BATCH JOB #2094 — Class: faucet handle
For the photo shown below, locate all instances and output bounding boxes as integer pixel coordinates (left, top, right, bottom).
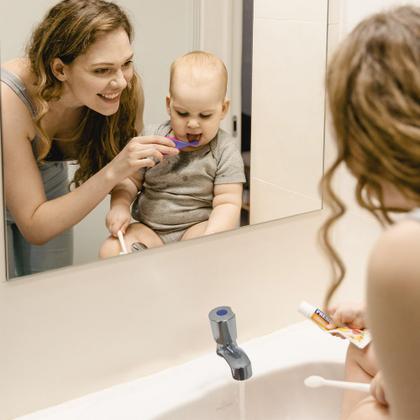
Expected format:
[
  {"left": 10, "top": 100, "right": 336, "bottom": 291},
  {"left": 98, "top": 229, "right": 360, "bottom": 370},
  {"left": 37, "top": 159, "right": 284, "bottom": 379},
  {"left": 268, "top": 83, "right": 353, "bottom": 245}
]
[{"left": 208, "top": 306, "right": 237, "bottom": 345}]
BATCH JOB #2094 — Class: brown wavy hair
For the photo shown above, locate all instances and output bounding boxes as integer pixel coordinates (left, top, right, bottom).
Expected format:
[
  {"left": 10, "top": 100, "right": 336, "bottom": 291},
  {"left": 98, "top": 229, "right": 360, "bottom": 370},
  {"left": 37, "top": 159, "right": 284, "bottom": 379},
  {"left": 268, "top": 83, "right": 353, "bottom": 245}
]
[
  {"left": 26, "top": 0, "right": 144, "bottom": 186},
  {"left": 320, "top": 5, "right": 420, "bottom": 307}
]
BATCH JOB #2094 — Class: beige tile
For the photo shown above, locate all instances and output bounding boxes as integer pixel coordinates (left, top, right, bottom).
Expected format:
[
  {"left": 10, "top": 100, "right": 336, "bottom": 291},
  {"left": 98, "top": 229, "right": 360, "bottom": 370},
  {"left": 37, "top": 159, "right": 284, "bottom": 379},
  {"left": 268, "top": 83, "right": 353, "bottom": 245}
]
[
  {"left": 327, "top": 23, "right": 341, "bottom": 60},
  {"left": 251, "top": 18, "right": 327, "bottom": 199},
  {"left": 328, "top": 0, "right": 342, "bottom": 25},
  {"left": 255, "top": 0, "right": 328, "bottom": 22},
  {"left": 250, "top": 178, "right": 322, "bottom": 224}
]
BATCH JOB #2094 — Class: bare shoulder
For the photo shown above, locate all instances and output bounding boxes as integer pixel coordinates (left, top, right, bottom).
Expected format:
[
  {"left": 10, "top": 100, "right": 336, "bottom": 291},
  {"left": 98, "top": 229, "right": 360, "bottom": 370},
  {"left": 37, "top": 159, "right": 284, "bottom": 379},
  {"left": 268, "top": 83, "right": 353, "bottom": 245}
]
[
  {"left": 368, "top": 219, "right": 420, "bottom": 288},
  {"left": 1, "top": 61, "right": 36, "bottom": 141},
  {"left": 2, "top": 57, "right": 34, "bottom": 87}
]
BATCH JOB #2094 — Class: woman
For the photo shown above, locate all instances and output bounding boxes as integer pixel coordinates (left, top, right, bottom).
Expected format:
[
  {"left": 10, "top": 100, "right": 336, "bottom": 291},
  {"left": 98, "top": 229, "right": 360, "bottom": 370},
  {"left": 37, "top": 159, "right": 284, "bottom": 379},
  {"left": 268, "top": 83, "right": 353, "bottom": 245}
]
[
  {"left": 321, "top": 5, "right": 420, "bottom": 419},
  {"left": 1, "top": 0, "right": 178, "bottom": 277}
]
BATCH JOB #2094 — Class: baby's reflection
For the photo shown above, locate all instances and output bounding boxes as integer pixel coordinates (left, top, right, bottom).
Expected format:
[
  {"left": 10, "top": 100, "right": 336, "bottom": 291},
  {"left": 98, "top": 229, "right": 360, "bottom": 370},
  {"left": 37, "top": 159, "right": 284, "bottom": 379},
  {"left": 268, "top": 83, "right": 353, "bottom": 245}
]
[{"left": 100, "top": 51, "right": 245, "bottom": 257}]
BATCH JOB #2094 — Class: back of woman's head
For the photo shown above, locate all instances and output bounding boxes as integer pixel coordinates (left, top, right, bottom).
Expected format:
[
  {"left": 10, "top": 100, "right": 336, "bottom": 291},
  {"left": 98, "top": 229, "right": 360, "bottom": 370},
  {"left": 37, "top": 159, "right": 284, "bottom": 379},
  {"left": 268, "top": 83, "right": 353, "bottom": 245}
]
[
  {"left": 27, "top": 0, "right": 133, "bottom": 100},
  {"left": 327, "top": 5, "right": 420, "bottom": 209},
  {"left": 322, "top": 6, "right": 420, "bottom": 306}
]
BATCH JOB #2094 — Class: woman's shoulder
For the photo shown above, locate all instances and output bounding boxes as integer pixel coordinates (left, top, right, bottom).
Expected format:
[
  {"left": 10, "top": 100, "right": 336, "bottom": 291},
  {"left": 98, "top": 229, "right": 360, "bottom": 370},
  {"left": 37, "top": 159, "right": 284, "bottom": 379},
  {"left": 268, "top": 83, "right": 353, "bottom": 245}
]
[
  {"left": 1, "top": 58, "right": 35, "bottom": 107},
  {"left": 1, "top": 59, "right": 37, "bottom": 141},
  {"left": 2, "top": 58, "right": 32, "bottom": 83},
  {"left": 376, "top": 218, "right": 420, "bottom": 247},
  {"left": 368, "top": 218, "right": 420, "bottom": 287}
]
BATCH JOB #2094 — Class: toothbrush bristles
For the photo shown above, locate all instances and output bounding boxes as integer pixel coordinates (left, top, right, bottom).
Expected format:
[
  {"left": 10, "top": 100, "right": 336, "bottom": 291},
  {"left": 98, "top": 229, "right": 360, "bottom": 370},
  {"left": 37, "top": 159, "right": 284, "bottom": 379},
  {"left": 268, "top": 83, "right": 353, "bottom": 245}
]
[{"left": 304, "top": 375, "right": 324, "bottom": 388}]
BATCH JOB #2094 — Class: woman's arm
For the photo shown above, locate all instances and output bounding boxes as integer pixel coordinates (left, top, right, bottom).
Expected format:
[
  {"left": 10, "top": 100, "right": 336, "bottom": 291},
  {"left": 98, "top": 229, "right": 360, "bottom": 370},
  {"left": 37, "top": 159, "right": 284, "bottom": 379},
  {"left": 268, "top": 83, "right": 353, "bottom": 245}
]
[
  {"left": 205, "top": 183, "right": 243, "bottom": 235},
  {"left": 367, "top": 220, "right": 420, "bottom": 419},
  {"left": 2, "top": 83, "right": 177, "bottom": 245}
]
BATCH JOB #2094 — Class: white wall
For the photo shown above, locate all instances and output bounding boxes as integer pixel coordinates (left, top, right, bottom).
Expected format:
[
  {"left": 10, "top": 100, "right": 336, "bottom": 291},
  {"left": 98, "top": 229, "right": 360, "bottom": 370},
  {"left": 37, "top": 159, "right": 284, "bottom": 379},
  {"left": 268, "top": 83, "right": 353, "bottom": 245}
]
[
  {"left": 0, "top": 212, "right": 338, "bottom": 419},
  {"left": 2, "top": 0, "right": 418, "bottom": 418}
]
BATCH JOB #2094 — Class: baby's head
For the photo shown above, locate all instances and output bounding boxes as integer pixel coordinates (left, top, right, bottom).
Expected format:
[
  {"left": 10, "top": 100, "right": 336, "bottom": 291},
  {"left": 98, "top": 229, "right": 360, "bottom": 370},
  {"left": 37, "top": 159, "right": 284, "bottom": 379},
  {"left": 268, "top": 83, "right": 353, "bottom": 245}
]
[{"left": 166, "top": 51, "right": 229, "bottom": 150}]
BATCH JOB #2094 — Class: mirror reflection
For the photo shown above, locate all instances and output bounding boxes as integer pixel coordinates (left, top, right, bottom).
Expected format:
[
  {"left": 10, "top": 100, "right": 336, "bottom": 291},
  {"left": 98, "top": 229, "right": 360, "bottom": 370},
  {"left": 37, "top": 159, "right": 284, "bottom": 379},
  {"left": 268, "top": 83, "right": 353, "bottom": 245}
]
[
  {"left": 0, "top": 0, "right": 327, "bottom": 279},
  {"left": 99, "top": 50, "right": 246, "bottom": 258}
]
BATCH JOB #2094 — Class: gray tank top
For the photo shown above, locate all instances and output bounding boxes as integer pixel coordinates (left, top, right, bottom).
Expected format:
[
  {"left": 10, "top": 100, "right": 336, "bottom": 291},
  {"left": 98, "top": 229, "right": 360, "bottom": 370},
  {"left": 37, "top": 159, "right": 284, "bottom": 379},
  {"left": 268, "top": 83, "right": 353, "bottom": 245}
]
[{"left": 1, "top": 68, "right": 70, "bottom": 223}]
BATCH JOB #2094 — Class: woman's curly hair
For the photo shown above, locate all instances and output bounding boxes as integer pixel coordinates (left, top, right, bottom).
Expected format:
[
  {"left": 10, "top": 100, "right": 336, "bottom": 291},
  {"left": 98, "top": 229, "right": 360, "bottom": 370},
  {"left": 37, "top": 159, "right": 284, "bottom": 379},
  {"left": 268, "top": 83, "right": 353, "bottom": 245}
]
[
  {"left": 320, "top": 5, "right": 420, "bottom": 307},
  {"left": 26, "top": 0, "right": 144, "bottom": 186}
]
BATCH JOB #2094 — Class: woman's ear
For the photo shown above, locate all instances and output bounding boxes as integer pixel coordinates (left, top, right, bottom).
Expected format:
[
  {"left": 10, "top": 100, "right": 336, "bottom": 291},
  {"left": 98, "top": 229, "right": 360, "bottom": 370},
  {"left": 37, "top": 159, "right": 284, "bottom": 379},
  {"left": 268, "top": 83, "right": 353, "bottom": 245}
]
[
  {"left": 221, "top": 99, "right": 230, "bottom": 119},
  {"left": 51, "top": 58, "right": 67, "bottom": 81},
  {"left": 166, "top": 95, "right": 171, "bottom": 116}
]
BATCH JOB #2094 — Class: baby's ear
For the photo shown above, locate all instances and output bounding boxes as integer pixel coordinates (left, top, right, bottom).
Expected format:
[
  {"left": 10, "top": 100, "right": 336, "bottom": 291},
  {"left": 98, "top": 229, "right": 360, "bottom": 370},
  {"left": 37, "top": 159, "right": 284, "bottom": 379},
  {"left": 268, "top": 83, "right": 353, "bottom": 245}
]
[
  {"left": 166, "top": 95, "right": 171, "bottom": 115},
  {"left": 221, "top": 99, "right": 230, "bottom": 118}
]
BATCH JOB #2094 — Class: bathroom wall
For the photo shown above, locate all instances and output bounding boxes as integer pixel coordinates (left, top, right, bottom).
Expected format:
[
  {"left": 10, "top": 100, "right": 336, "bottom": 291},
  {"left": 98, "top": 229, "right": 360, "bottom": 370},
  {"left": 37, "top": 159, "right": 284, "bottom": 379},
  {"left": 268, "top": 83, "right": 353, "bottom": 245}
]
[
  {"left": 1, "top": 0, "right": 415, "bottom": 418},
  {"left": 250, "top": 0, "right": 327, "bottom": 223}
]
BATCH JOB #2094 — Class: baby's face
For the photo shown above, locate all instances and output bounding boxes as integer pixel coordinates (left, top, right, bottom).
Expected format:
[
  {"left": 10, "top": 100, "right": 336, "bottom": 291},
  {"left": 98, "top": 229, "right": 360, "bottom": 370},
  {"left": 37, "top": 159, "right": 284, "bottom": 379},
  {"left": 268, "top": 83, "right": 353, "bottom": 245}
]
[{"left": 166, "top": 74, "right": 229, "bottom": 152}]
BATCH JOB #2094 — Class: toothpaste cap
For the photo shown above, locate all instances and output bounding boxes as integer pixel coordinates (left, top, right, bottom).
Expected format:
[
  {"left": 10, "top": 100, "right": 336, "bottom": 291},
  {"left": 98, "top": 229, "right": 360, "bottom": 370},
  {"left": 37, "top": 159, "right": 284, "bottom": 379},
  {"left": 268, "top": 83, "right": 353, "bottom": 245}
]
[{"left": 298, "top": 301, "right": 317, "bottom": 319}]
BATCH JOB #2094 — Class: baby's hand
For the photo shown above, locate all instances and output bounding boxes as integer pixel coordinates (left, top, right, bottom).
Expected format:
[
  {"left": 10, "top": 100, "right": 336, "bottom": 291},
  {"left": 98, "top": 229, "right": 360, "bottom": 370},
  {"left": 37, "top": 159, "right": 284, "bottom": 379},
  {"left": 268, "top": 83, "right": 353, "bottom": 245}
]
[
  {"left": 327, "top": 301, "right": 366, "bottom": 329},
  {"left": 106, "top": 205, "right": 132, "bottom": 237},
  {"left": 370, "top": 371, "right": 388, "bottom": 406}
]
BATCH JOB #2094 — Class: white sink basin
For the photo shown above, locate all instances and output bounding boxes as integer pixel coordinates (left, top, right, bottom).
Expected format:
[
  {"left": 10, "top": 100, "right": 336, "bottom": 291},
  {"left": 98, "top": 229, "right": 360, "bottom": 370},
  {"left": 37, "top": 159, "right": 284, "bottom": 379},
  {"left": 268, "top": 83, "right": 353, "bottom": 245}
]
[{"left": 17, "top": 321, "right": 348, "bottom": 420}]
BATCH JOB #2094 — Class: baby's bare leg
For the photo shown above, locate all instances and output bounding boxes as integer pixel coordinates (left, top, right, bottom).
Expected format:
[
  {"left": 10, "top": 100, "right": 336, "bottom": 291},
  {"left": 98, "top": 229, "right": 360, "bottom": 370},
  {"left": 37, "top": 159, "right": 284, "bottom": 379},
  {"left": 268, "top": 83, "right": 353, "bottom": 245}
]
[
  {"left": 341, "top": 344, "right": 378, "bottom": 420},
  {"left": 122, "top": 223, "right": 164, "bottom": 249},
  {"left": 99, "top": 223, "right": 163, "bottom": 258},
  {"left": 181, "top": 221, "right": 208, "bottom": 241},
  {"left": 99, "top": 235, "right": 122, "bottom": 258}
]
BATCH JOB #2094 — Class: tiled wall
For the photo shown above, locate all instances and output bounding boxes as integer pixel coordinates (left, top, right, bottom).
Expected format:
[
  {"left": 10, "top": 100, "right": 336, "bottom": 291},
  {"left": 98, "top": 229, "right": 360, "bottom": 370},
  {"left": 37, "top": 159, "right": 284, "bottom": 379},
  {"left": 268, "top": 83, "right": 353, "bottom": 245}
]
[{"left": 250, "top": 1, "right": 328, "bottom": 223}]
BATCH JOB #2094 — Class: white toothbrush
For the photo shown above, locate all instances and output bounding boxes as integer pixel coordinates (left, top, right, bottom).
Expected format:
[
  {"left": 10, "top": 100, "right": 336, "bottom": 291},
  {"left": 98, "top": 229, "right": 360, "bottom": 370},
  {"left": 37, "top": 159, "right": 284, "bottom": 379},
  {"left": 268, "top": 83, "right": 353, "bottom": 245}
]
[
  {"left": 117, "top": 230, "right": 128, "bottom": 255},
  {"left": 304, "top": 375, "right": 370, "bottom": 393}
]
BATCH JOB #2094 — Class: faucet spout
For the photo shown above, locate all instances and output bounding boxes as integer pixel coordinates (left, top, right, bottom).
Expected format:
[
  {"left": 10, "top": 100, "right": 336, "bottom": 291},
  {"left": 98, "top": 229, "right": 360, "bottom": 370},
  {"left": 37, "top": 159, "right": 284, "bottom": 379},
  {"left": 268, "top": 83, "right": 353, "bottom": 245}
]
[
  {"left": 217, "top": 343, "right": 252, "bottom": 380},
  {"left": 209, "top": 306, "right": 253, "bottom": 381}
]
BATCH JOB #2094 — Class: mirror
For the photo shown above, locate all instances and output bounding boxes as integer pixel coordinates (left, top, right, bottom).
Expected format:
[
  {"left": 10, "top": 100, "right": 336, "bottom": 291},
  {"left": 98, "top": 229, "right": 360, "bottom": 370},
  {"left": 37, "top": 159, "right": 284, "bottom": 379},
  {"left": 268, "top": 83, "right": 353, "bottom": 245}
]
[{"left": 0, "top": 0, "right": 328, "bottom": 279}]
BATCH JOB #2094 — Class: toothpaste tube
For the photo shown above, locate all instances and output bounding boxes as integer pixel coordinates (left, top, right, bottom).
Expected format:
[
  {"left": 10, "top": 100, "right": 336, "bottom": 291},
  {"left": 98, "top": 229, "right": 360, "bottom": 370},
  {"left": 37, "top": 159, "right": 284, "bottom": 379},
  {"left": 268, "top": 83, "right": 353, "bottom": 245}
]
[{"left": 298, "top": 301, "right": 371, "bottom": 349}]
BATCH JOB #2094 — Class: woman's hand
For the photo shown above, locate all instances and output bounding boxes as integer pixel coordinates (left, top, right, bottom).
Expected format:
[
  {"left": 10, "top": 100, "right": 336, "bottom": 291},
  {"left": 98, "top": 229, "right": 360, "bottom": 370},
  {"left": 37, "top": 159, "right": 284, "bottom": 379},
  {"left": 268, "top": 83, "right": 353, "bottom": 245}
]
[
  {"left": 106, "top": 204, "right": 132, "bottom": 237},
  {"left": 107, "top": 135, "right": 178, "bottom": 183},
  {"left": 370, "top": 371, "right": 388, "bottom": 406},
  {"left": 328, "top": 301, "right": 366, "bottom": 329}
]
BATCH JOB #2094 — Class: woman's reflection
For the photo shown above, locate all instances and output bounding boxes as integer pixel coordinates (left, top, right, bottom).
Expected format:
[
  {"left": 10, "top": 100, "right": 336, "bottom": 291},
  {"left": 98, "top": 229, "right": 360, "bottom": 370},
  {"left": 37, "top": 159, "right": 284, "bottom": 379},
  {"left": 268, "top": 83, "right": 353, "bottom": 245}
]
[
  {"left": 1, "top": 0, "right": 178, "bottom": 277},
  {"left": 100, "top": 51, "right": 246, "bottom": 256}
]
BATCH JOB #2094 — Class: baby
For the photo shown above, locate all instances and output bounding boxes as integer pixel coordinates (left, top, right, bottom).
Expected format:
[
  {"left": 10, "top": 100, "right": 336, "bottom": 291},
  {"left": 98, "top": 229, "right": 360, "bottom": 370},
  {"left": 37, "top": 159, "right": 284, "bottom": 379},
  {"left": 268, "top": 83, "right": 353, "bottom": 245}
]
[{"left": 100, "top": 51, "right": 246, "bottom": 256}]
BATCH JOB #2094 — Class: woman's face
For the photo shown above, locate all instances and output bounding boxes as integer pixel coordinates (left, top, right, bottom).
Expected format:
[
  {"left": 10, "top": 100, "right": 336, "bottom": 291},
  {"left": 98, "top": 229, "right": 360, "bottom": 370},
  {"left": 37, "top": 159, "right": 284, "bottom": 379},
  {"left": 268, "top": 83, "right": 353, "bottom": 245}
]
[{"left": 60, "top": 28, "right": 134, "bottom": 116}]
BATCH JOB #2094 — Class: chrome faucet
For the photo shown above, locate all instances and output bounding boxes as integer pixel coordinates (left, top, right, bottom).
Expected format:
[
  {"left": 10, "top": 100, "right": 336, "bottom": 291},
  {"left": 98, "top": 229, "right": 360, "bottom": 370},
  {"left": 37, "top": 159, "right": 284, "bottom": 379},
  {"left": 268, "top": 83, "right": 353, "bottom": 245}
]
[{"left": 208, "top": 306, "right": 252, "bottom": 381}]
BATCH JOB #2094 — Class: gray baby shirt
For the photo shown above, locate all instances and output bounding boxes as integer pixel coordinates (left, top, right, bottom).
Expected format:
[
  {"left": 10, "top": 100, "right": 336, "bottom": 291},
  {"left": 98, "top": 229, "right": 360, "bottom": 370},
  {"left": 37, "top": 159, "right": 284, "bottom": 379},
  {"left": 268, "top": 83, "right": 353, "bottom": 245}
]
[{"left": 132, "top": 121, "right": 246, "bottom": 233}]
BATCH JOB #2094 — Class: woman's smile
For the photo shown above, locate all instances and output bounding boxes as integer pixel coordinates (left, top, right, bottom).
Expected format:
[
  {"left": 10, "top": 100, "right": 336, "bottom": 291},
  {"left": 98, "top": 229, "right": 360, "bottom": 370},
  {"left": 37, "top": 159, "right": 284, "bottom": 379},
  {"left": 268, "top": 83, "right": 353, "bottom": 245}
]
[{"left": 97, "top": 91, "right": 121, "bottom": 103}]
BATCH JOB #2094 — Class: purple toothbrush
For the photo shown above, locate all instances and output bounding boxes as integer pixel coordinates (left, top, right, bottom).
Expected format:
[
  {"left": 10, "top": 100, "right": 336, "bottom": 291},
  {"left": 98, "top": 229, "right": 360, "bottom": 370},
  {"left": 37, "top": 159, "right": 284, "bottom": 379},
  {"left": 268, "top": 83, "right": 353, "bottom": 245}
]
[{"left": 166, "top": 135, "right": 199, "bottom": 150}]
